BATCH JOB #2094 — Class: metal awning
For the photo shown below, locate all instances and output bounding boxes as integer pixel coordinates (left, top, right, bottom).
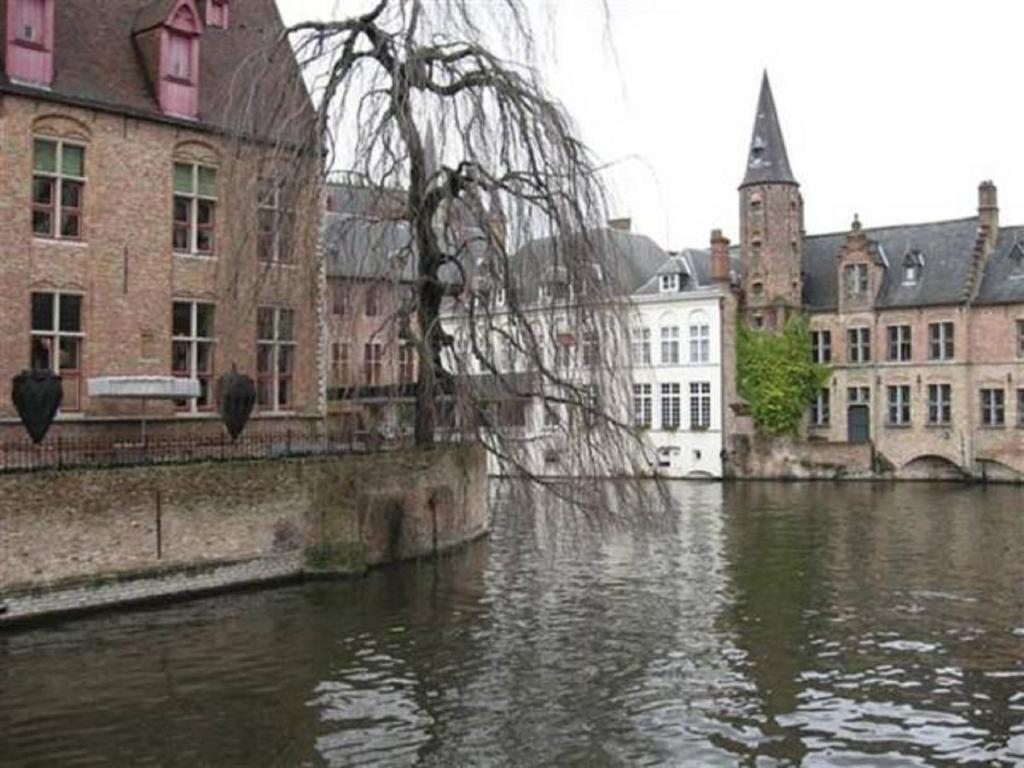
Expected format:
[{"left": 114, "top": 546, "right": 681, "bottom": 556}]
[{"left": 88, "top": 376, "right": 200, "bottom": 399}]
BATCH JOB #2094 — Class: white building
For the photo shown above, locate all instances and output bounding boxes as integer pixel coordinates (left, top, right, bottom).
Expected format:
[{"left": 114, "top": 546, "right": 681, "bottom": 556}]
[
  {"left": 442, "top": 224, "right": 735, "bottom": 479},
  {"left": 629, "top": 249, "right": 731, "bottom": 478}
]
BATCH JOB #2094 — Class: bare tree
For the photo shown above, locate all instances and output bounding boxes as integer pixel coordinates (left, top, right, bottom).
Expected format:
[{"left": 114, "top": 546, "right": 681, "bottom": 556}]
[{"left": 251, "top": 0, "right": 665, "bottom": 514}]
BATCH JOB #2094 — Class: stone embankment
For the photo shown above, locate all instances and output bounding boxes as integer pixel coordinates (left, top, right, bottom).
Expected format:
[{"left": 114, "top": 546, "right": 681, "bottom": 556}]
[{"left": 0, "top": 444, "right": 488, "bottom": 625}]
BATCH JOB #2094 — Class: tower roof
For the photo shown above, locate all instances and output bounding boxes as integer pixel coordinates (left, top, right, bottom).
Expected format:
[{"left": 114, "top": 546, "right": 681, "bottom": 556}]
[{"left": 741, "top": 71, "right": 797, "bottom": 188}]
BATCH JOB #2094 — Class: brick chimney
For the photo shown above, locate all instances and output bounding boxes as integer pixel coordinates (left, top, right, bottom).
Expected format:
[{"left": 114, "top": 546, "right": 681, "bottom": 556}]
[
  {"left": 979, "top": 181, "right": 999, "bottom": 253},
  {"left": 608, "top": 218, "right": 632, "bottom": 232},
  {"left": 711, "top": 229, "right": 731, "bottom": 283}
]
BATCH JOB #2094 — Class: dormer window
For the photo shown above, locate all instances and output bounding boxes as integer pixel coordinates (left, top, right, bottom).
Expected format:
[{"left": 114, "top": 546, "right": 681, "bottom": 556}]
[
  {"left": 902, "top": 251, "right": 924, "bottom": 285},
  {"left": 5, "top": 0, "right": 55, "bottom": 85},
  {"left": 660, "top": 274, "right": 679, "bottom": 293},
  {"left": 205, "top": 0, "right": 229, "bottom": 28},
  {"left": 844, "top": 263, "right": 869, "bottom": 298},
  {"left": 133, "top": 0, "right": 203, "bottom": 119},
  {"left": 15, "top": 0, "right": 44, "bottom": 42},
  {"left": 167, "top": 31, "right": 194, "bottom": 82},
  {"left": 1010, "top": 240, "right": 1024, "bottom": 276}
]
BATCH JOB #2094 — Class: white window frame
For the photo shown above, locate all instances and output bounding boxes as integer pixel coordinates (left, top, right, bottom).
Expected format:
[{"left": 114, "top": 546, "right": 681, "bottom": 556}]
[
  {"left": 173, "top": 162, "right": 217, "bottom": 256},
  {"left": 30, "top": 290, "right": 85, "bottom": 412},
  {"left": 632, "top": 383, "right": 652, "bottom": 428},
  {"left": 660, "top": 382, "right": 681, "bottom": 429},
  {"left": 811, "top": 388, "right": 830, "bottom": 427},
  {"left": 980, "top": 388, "right": 1005, "bottom": 427},
  {"left": 171, "top": 300, "right": 215, "bottom": 412},
  {"left": 32, "top": 136, "right": 86, "bottom": 241},
  {"left": 660, "top": 274, "right": 679, "bottom": 293},
  {"left": 256, "top": 307, "right": 296, "bottom": 411},
  {"left": 660, "top": 326, "right": 680, "bottom": 365},
  {"left": 887, "top": 384, "right": 911, "bottom": 426},
  {"left": 927, "top": 383, "right": 951, "bottom": 425},
  {"left": 928, "top": 321, "right": 955, "bottom": 361},
  {"left": 811, "top": 330, "right": 831, "bottom": 364},
  {"left": 689, "top": 324, "right": 710, "bottom": 363},
  {"left": 632, "top": 327, "right": 651, "bottom": 366},
  {"left": 847, "top": 327, "right": 871, "bottom": 364},
  {"left": 887, "top": 324, "right": 912, "bottom": 362},
  {"left": 689, "top": 381, "right": 712, "bottom": 429}
]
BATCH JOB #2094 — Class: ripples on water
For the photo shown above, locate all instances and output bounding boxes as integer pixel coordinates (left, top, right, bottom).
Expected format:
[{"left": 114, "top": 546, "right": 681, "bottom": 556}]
[{"left": 2, "top": 482, "right": 1024, "bottom": 766}]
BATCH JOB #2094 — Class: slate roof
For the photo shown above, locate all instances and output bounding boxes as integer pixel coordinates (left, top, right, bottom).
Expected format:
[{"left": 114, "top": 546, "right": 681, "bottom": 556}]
[
  {"left": 800, "top": 216, "right": 1024, "bottom": 310},
  {"left": 741, "top": 72, "right": 797, "bottom": 188},
  {"left": 0, "top": 0, "right": 311, "bottom": 140},
  {"left": 324, "top": 212, "right": 415, "bottom": 282},
  {"left": 510, "top": 228, "right": 668, "bottom": 303},
  {"left": 974, "top": 226, "right": 1024, "bottom": 305}
]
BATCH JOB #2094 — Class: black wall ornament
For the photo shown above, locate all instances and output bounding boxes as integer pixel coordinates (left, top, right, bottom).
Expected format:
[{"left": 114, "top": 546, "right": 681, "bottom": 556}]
[
  {"left": 11, "top": 369, "right": 63, "bottom": 444},
  {"left": 217, "top": 367, "right": 257, "bottom": 440}
]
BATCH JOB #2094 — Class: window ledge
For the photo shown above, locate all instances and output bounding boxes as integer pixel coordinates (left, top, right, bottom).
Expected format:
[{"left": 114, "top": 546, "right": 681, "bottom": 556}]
[
  {"left": 925, "top": 423, "right": 952, "bottom": 429},
  {"left": 254, "top": 410, "right": 299, "bottom": 418},
  {"left": 33, "top": 237, "right": 88, "bottom": 248},
  {"left": 979, "top": 424, "right": 1007, "bottom": 430},
  {"left": 174, "top": 251, "right": 217, "bottom": 260},
  {"left": 885, "top": 423, "right": 913, "bottom": 429}
]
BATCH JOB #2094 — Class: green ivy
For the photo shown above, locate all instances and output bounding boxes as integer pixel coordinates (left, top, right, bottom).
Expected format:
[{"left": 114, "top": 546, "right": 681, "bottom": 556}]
[{"left": 737, "top": 316, "right": 831, "bottom": 437}]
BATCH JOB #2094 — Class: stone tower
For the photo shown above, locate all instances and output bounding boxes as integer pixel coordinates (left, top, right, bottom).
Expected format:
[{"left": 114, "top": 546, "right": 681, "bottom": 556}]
[{"left": 739, "top": 72, "right": 804, "bottom": 328}]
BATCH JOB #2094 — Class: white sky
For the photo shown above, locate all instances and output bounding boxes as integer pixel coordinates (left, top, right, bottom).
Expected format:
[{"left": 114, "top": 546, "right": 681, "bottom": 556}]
[{"left": 278, "top": 0, "right": 1024, "bottom": 251}]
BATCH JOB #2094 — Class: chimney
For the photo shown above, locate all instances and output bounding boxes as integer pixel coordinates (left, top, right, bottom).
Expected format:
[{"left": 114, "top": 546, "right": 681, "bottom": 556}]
[
  {"left": 978, "top": 180, "right": 999, "bottom": 253},
  {"left": 710, "top": 229, "right": 731, "bottom": 283},
  {"left": 608, "top": 217, "right": 632, "bottom": 232}
]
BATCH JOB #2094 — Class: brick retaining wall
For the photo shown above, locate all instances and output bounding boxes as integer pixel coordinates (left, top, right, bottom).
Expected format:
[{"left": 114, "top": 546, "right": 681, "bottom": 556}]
[{"left": 0, "top": 444, "right": 488, "bottom": 625}]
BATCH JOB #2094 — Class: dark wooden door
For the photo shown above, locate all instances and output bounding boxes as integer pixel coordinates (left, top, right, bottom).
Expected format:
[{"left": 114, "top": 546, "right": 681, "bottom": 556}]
[{"left": 848, "top": 405, "right": 870, "bottom": 443}]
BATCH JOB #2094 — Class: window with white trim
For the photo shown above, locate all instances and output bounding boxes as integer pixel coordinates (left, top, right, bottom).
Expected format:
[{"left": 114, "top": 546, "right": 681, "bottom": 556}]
[
  {"left": 844, "top": 263, "right": 869, "bottom": 298},
  {"left": 631, "top": 327, "right": 651, "bottom": 365},
  {"left": 689, "top": 382, "right": 711, "bottom": 429},
  {"left": 811, "top": 330, "right": 832, "bottom": 363},
  {"left": 928, "top": 322, "right": 955, "bottom": 361},
  {"left": 398, "top": 342, "right": 415, "bottom": 385},
  {"left": 32, "top": 137, "right": 84, "bottom": 240},
  {"left": 927, "top": 383, "right": 951, "bottom": 425},
  {"left": 887, "top": 385, "right": 911, "bottom": 426},
  {"left": 847, "top": 327, "right": 871, "bottom": 364},
  {"left": 809, "top": 388, "right": 829, "bottom": 427},
  {"left": 30, "top": 291, "right": 83, "bottom": 411},
  {"left": 980, "top": 388, "right": 1005, "bottom": 427},
  {"left": 364, "top": 342, "right": 383, "bottom": 386},
  {"left": 660, "top": 274, "right": 679, "bottom": 293},
  {"left": 257, "top": 178, "right": 293, "bottom": 264},
  {"left": 173, "top": 162, "right": 216, "bottom": 255},
  {"left": 660, "top": 326, "right": 680, "bottom": 364},
  {"left": 256, "top": 307, "right": 295, "bottom": 410},
  {"left": 689, "top": 324, "right": 710, "bottom": 363},
  {"left": 660, "top": 382, "right": 681, "bottom": 429},
  {"left": 887, "top": 324, "right": 912, "bottom": 362},
  {"left": 171, "top": 301, "right": 215, "bottom": 411},
  {"left": 633, "top": 383, "right": 652, "bottom": 428}
]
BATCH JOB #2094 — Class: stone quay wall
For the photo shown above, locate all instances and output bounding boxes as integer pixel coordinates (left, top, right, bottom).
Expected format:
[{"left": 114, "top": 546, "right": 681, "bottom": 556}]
[{"left": 0, "top": 444, "right": 489, "bottom": 624}]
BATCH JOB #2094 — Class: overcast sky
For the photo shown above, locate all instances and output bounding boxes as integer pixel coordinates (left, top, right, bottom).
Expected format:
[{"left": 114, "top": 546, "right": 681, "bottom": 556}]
[{"left": 278, "top": 0, "right": 1024, "bottom": 252}]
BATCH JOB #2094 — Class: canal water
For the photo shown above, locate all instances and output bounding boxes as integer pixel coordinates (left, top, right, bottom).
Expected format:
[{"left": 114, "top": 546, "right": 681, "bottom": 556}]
[{"left": 3, "top": 482, "right": 1024, "bottom": 766}]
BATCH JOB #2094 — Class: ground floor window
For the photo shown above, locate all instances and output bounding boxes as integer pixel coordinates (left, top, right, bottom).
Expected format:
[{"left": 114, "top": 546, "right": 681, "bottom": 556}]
[
  {"left": 980, "top": 388, "right": 1005, "bottom": 427},
  {"left": 887, "top": 385, "right": 911, "bottom": 426},
  {"left": 256, "top": 307, "right": 295, "bottom": 410},
  {"left": 811, "top": 388, "right": 830, "bottom": 427},
  {"left": 172, "top": 301, "right": 215, "bottom": 411},
  {"left": 364, "top": 343, "right": 383, "bottom": 386},
  {"left": 927, "top": 383, "right": 951, "bottom": 425},
  {"left": 30, "top": 291, "right": 84, "bottom": 411}
]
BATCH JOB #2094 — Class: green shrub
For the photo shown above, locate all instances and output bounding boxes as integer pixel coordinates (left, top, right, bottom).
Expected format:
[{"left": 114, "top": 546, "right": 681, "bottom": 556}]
[{"left": 737, "top": 316, "right": 831, "bottom": 436}]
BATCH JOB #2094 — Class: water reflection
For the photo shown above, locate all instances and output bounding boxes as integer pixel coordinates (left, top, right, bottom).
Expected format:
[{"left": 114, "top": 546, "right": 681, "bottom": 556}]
[{"left": 1, "top": 481, "right": 1023, "bottom": 766}]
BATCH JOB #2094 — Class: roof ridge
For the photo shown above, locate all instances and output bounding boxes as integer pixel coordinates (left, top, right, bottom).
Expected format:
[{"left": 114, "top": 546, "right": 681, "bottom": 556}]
[{"left": 804, "top": 215, "right": 979, "bottom": 240}]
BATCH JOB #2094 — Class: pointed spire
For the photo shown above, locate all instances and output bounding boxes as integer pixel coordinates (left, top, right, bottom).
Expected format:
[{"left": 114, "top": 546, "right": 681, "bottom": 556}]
[
  {"left": 422, "top": 121, "right": 438, "bottom": 180},
  {"left": 740, "top": 71, "right": 797, "bottom": 188}
]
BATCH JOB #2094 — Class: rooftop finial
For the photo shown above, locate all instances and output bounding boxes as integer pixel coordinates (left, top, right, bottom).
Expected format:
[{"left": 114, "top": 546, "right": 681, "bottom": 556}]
[{"left": 852, "top": 213, "right": 861, "bottom": 232}]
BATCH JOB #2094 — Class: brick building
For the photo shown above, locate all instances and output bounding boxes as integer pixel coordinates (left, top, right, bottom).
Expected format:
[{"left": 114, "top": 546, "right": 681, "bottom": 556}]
[
  {"left": 729, "top": 73, "right": 1024, "bottom": 479},
  {"left": 0, "top": 0, "right": 322, "bottom": 443}
]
